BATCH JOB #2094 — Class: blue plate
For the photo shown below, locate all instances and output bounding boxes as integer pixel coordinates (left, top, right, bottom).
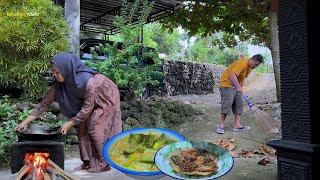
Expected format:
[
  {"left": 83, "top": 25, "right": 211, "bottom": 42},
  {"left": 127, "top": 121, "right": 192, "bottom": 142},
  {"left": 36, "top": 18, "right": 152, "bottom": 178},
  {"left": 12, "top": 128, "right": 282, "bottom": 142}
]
[
  {"left": 155, "top": 141, "right": 234, "bottom": 180},
  {"left": 102, "top": 128, "right": 186, "bottom": 178}
]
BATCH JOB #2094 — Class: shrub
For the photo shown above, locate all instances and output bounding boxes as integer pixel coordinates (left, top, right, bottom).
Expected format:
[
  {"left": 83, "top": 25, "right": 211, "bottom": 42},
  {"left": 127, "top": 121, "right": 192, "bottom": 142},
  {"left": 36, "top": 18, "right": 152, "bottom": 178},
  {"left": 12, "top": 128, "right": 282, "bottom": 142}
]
[
  {"left": 0, "top": 96, "right": 63, "bottom": 163},
  {"left": 0, "top": 96, "right": 27, "bottom": 161},
  {"left": 0, "top": 0, "right": 69, "bottom": 99},
  {"left": 85, "top": 43, "right": 164, "bottom": 101},
  {"left": 85, "top": 0, "right": 164, "bottom": 101}
]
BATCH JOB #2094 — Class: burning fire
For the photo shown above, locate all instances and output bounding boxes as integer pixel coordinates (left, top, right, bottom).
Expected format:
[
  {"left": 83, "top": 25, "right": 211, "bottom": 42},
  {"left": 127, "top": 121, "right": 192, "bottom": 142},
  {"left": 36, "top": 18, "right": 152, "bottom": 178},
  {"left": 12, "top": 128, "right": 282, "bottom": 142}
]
[{"left": 24, "top": 152, "right": 50, "bottom": 180}]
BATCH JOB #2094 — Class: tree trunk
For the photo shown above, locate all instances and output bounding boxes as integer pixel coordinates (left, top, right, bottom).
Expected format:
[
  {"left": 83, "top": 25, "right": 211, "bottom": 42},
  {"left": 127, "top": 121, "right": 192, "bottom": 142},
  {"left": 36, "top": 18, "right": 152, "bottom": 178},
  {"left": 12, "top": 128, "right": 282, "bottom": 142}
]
[
  {"left": 65, "top": 0, "right": 80, "bottom": 56},
  {"left": 268, "top": 0, "right": 280, "bottom": 102}
]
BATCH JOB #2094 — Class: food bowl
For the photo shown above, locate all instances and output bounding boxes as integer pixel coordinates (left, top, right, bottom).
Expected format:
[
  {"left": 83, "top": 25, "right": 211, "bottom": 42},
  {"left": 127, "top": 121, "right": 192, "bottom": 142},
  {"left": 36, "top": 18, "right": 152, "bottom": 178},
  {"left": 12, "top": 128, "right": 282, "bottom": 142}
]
[
  {"left": 154, "top": 141, "right": 234, "bottom": 180},
  {"left": 102, "top": 128, "right": 186, "bottom": 179}
]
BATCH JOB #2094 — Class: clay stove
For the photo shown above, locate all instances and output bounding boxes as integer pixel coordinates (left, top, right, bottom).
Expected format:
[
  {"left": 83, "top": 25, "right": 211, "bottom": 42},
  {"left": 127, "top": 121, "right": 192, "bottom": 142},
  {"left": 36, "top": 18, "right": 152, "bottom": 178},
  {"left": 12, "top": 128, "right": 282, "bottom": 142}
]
[{"left": 11, "top": 127, "right": 64, "bottom": 174}]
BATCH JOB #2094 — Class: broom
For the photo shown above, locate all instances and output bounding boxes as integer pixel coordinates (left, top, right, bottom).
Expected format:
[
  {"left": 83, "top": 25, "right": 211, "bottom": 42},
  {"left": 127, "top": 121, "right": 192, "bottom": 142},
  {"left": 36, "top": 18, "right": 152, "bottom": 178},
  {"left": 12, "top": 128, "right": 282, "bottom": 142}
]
[{"left": 243, "top": 95, "right": 281, "bottom": 134}]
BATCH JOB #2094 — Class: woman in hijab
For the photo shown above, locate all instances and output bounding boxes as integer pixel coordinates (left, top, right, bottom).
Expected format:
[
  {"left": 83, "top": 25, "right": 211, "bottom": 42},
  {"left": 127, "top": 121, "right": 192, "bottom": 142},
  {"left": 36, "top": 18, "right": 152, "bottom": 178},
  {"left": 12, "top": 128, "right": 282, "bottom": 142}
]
[{"left": 14, "top": 53, "right": 122, "bottom": 173}]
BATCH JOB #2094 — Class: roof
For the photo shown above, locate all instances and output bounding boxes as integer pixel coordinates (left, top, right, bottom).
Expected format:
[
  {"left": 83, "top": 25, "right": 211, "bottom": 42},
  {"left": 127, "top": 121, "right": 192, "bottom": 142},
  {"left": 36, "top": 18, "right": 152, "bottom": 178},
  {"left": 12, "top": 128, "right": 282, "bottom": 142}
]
[{"left": 54, "top": 0, "right": 181, "bottom": 35}]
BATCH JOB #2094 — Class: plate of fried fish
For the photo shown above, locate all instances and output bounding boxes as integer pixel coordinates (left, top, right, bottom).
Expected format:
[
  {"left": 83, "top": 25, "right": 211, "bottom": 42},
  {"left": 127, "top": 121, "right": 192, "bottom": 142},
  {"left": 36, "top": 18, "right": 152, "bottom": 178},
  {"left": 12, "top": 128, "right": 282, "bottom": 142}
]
[{"left": 154, "top": 141, "right": 233, "bottom": 179}]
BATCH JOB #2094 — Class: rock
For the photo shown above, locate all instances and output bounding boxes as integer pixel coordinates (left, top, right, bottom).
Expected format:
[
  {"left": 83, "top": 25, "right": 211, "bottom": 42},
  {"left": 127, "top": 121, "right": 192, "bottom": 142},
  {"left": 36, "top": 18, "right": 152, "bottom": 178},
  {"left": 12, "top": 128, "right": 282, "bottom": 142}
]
[
  {"left": 16, "top": 102, "right": 31, "bottom": 111},
  {"left": 125, "top": 117, "right": 139, "bottom": 127},
  {"left": 41, "top": 112, "right": 57, "bottom": 122},
  {"left": 67, "top": 135, "right": 78, "bottom": 142},
  {"left": 122, "top": 124, "right": 131, "bottom": 130},
  {"left": 162, "top": 60, "right": 216, "bottom": 96},
  {"left": 121, "top": 98, "right": 203, "bottom": 130},
  {"left": 120, "top": 101, "right": 130, "bottom": 109}
]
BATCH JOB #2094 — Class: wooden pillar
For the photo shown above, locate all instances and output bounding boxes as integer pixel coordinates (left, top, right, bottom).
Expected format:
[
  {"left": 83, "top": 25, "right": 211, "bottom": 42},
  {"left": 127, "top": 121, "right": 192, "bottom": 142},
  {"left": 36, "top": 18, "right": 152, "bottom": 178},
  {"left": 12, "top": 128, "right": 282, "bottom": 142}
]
[
  {"left": 267, "top": 1, "right": 320, "bottom": 180},
  {"left": 65, "top": 0, "right": 80, "bottom": 56}
]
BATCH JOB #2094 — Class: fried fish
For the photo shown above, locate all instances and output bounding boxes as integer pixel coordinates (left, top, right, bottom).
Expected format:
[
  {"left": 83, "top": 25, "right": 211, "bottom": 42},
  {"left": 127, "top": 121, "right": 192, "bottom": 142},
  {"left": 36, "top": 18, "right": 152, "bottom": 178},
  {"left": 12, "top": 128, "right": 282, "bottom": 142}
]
[{"left": 170, "top": 149, "right": 218, "bottom": 176}]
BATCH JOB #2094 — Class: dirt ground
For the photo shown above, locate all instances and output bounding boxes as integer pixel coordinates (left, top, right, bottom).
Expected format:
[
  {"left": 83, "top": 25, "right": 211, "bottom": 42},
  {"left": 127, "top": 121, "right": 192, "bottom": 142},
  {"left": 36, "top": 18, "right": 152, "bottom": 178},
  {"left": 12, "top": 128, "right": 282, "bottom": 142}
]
[
  {"left": 167, "top": 73, "right": 279, "bottom": 180},
  {"left": 0, "top": 73, "right": 280, "bottom": 180}
]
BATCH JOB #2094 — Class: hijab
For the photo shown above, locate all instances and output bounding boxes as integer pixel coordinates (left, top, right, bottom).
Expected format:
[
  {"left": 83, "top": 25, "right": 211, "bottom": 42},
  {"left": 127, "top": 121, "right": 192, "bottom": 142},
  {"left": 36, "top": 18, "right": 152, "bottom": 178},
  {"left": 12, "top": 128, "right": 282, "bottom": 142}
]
[{"left": 52, "top": 53, "right": 98, "bottom": 118}]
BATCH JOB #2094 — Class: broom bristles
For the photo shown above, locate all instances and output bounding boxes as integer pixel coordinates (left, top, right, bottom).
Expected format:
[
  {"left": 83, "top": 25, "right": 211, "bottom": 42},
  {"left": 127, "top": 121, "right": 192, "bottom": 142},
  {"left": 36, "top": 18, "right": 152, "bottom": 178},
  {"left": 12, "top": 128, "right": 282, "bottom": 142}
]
[{"left": 251, "top": 107, "right": 281, "bottom": 134}]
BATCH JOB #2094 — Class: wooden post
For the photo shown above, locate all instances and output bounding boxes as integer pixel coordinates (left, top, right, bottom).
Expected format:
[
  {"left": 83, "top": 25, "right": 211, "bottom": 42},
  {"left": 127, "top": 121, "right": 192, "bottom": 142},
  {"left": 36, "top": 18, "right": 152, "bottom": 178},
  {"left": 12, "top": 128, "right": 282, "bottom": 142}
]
[{"left": 65, "top": 0, "right": 80, "bottom": 57}]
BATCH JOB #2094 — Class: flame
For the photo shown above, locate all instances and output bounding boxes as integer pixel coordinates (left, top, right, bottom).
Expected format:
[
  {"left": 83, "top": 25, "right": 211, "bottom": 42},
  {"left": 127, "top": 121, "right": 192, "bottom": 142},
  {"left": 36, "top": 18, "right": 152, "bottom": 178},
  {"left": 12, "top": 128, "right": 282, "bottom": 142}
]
[{"left": 24, "top": 152, "right": 50, "bottom": 180}]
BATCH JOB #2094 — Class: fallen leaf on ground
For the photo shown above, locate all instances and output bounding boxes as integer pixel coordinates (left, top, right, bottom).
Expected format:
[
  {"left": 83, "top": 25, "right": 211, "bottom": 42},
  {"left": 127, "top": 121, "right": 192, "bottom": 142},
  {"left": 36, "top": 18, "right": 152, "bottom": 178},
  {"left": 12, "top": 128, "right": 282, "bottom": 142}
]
[
  {"left": 214, "top": 138, "right": 239, "bottom": 158},
  {"left": 258, "top": 158, "right": 271, "bottom": 166},
  {"left": 228, "top": 138, "right": 235, "bottom": 143},
  {"left": 229, "top": 151, "right": 239, "bottom": 158},
  {"left": 185, "top": 100, "right": 197, "bottom": 104},
  {"left": 238, "top": 150, "right": 255, "bottom": 158},
  {"left": 226, "top": 143, "right": 236, "bottom": 151},
  {"left": 214, "top": 139, "right": 237, "bottom": 151},
  {"left": 253, "top": 145, "right": 276, "bottom": 156}
]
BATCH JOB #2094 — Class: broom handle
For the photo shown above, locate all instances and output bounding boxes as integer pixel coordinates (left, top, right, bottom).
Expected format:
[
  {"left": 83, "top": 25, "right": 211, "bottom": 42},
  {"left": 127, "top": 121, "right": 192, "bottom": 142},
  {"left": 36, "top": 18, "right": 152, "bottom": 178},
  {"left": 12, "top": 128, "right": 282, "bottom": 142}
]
[{"left": 243, "top": 95, "right": 254, "bottom": 108}]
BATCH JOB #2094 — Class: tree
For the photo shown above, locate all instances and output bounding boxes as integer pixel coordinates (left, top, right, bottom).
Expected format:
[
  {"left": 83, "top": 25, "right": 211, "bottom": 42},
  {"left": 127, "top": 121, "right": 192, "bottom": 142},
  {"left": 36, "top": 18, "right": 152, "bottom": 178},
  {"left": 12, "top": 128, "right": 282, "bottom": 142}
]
[
  {"left": 143, "top": 22, "right": 181, "bottom": 60},
  {"left": 190, "top": 37, "right": 209, "bottom": 63},
  {"left": 235, "top": 42, "right": 250, "bottom": 57},
  {"left": 65, "top": 0, "right": 80, "bottom": 56},
  {"left": 0, "top": 0, "right": 69, "bottom": 99},
  {"left": 161, "top": 0, "right": 280, "bottom": 102},
  {"left": 268, "top": 0, "right": 280, "bottom": 101},
  {"left": 212, "top": 47, "right": 239, "bottom": 66}
]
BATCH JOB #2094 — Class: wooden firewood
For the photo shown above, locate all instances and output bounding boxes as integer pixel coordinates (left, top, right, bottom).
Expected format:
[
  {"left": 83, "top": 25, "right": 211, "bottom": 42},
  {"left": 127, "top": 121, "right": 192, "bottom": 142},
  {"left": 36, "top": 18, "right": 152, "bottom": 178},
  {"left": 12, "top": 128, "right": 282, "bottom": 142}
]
[
  {"left": 48, "top": 167, "right": 70, "bottom": 180},
  {"left": 44, "top": 165, "right": 57, "bottom": 180},
  {"left": 43, "top": 172, "right": 51, "bottom": 180},
  {"left": 47, "top": 159, "right": 79, "bottom": 180},
  {"left": 49, "top": 173, "right": 57, "bottom": 180},
  {"left": 44, "top": 165, "right": 54, "bottom": 174},
  {"left": 54, "top": 169, "right": 73, "bottom": 180},
  {"left": 25, "top": 170, "right": 33, "bottom": 180},
  {"left": 31, "top": 169, "right": 37, "bottom": 180},
  {"left": 15, "top": 165, "right": 32, "bottom": 180}
]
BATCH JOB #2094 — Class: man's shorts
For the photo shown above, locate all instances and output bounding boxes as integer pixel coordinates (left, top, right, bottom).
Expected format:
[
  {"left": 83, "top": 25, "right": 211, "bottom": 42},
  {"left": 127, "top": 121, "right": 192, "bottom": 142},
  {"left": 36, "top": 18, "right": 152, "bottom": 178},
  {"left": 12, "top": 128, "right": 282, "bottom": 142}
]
[{"left": 220, "top": 87, "right": 243, "bottom": 115}]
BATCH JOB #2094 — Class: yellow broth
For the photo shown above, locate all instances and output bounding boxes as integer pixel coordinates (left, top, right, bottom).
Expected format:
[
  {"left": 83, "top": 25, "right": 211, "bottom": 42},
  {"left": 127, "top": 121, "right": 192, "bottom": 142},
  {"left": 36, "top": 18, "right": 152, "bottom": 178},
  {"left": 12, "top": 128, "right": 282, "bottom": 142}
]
[{"left": 109, "top": 132, "right": 176, "bottom": 172}]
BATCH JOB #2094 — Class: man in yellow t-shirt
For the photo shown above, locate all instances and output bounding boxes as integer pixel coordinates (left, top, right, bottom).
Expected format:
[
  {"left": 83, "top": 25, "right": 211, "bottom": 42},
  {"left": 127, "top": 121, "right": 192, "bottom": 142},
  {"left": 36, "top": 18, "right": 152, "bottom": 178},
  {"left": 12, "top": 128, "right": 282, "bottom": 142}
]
[{"left": 216, "top": 54, "right": 263, "bottom": 134}]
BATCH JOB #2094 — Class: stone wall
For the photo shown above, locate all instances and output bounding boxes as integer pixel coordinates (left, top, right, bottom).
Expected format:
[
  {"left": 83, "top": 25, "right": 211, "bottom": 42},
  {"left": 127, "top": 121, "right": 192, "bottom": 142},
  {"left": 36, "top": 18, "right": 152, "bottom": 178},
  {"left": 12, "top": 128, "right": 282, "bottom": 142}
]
[{"left": 162, "top": 61, "right": 225, "bottom": 96}]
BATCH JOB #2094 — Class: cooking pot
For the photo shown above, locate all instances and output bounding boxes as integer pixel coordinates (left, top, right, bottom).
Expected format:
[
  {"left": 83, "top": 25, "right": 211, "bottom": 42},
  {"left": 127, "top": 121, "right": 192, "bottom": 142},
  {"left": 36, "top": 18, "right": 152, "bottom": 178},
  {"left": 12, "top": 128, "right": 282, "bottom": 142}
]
[{"left": 17, "top": 124, "right": 64, "bottom": 141}]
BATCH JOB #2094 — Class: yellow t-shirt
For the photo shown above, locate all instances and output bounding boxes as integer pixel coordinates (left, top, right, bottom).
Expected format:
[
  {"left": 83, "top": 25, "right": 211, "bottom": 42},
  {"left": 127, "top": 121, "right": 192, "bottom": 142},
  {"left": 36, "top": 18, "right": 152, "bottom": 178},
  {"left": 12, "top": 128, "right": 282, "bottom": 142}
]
[{"left": 220, "top": 58, "right": 252, "bottom": 88}]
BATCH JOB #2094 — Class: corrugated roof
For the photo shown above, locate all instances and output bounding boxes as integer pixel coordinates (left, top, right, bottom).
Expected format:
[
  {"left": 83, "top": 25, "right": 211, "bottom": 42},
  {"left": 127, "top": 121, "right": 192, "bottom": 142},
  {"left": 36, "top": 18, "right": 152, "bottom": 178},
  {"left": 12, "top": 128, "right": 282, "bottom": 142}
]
[{"left": 55, "top": 0, "right": 181, "bottom": 34}]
